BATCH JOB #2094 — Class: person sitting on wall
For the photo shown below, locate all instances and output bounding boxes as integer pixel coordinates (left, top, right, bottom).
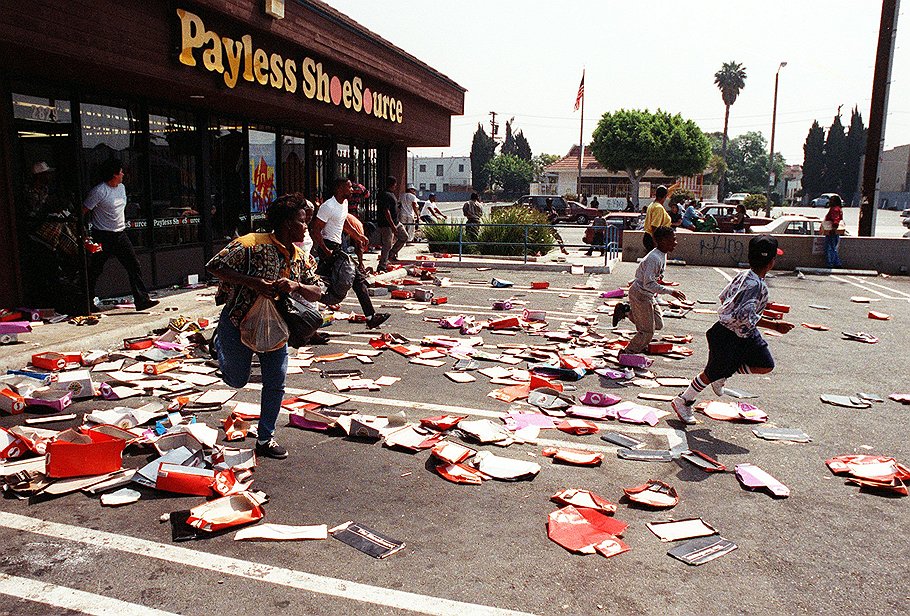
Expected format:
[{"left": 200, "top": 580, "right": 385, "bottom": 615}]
[{"left": 680, "top": 200, "right": 705, "bottom": 231}]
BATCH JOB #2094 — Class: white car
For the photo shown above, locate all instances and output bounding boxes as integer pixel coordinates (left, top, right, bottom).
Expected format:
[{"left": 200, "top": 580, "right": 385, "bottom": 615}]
[
  {"left": 750, "top": 215, "right": 825, "bottom": 236},
  {"left": 810, "top": 193, "right": 839, "bottom": 207},
  {"left": 723, "top": 193, "right": 750, "bottom": 205}
]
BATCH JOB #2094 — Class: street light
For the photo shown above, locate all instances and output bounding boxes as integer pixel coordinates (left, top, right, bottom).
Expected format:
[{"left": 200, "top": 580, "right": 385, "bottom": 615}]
[{"left": 766, "top": 61, "right": 787, "bottom": 215}]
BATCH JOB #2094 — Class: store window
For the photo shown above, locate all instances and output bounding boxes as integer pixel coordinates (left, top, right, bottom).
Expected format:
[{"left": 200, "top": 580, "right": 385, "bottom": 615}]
[
  {"left": 248, "top": 127, "right": 276, "bottom": 228},
  {"left": 281, "top": 134, "right": 306, "bottom": 195},
  {"left": 309, "top": 136, "right": 330, "bottom": 201},
  {"left": 458, "top": 164, "right": 464, "bottom": 172},
  {"left": 210, "top": 120, "right": 247, "bottom": 240},
  {"left": 148, "top": 108, "right": 198, "bottom": 246},
  {"left": 436, "top": 164, "right": 444, "bottom": 177},
  {"left": 419, "top": 183, "right": 426, "bottom": 191},
  {"left": 429, "top": 183, "right": 437, "bottom": 192},
  {"left": 336, "top": 143, "right": 351, "bottom": 182},
  {"left": 419, "top": 164, "right": 426, "bottom": 173},
  {"left": 80, "top": 101, "right": 147, "bottom": 247}
]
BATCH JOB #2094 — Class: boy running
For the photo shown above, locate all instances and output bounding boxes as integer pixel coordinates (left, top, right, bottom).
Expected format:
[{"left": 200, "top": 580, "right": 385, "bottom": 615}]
[
  {"left": 613, "top": 226, "right": 687, "bottom": 353},
  {"left": 671, "top": 235, "right": 794, "bottom": 424}
]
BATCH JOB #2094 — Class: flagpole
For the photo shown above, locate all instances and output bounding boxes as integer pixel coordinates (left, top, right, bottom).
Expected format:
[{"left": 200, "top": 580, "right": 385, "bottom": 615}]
[{"left": 577, "top": 70, "right": 584, "bottom": 198}]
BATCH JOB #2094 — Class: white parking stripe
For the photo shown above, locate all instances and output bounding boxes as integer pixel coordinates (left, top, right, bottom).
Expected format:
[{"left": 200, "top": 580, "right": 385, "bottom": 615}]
[
  {"left": 0, "top": 512, "right": 533, "bottom": 616},
  {"left": 830, "top": 275, "right": 896, "bottom": 299},
  {"left": 0, "top": 572, "right": 180, "bottom": 616},
  {"left": 852, "top": 278, "right": 910, "bottom": 299},
  {"left": 713, "top": 268, "right": 733, "bottom": 282},
  {"left": 441, "top": 282, "right": 604, "bottom": 296},
  {"left": 340, "top": 300, "right": 587, "bottom": 323}
]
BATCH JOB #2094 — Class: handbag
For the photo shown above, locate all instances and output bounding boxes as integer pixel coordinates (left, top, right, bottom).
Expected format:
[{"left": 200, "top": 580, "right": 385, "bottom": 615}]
[
  {"left": 277, "top": 293, "right": 323, "bottom": 348},
  {"left": 239, "top": 295, "right": 288, "bottom": 352}
]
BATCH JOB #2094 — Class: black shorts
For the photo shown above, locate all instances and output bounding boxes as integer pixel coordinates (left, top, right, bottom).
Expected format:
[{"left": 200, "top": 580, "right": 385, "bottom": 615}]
[{"left": 704, "top": 322, "right": 774, "bottom": 382}]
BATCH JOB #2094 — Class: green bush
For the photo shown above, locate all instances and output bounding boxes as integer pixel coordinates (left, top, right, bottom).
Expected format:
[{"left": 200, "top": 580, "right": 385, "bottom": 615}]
[
  {"left": 475, "top": 206, "right": 555, "bottom": 256},
  {"left": 743, "top": 193, "right": 768, "bottom": 213},
  {"left": 421, "top": 220, "right": 470, "bottom": 254}
]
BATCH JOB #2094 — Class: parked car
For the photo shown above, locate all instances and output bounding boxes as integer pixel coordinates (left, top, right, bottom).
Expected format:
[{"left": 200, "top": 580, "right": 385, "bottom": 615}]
[
  {"left": 699, "top": 204, "right": 773, "bottom": 233},
  {"left": 500, "top": 195, "right": 600, "bottom": 224},
  {"left": 583, "top": 212, "right": 644, "bottom": 248},
  {"left": 809, "top": 193, "right": 839, "bottom": 207},
  {"left": 723, "top": 193, "right": 751, "bottom": 205},
  {"left": 899, "top": 208, "right": 910, "bottom": 219},
  {"left": 902, "top": 215, "right": 910, "bottom": 230},
  {"left": 750, "top": 215, "right": 825, "bottom": 236}
]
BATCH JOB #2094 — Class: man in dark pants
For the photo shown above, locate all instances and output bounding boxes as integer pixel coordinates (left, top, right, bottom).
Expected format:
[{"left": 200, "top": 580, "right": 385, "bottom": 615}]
[
  {"left": 312, "top": 178, "right": 390, "bottom": 329},
  {"left": 377, "top": 176, "right": 406, "bottom": 271},
  {"left": 83, "top": 159, "right": 158, "bottom": 311}
]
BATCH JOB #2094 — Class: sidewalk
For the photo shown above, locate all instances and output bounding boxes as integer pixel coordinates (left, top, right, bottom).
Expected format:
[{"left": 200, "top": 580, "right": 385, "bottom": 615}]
[{"left": 1, "top": 286, "right": 220, "bottom": 373}]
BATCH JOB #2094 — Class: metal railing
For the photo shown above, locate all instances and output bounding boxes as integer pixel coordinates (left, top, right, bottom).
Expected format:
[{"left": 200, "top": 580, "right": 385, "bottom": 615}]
[{"left": 411, "top": 222, "right": 620, "bottom": 266}]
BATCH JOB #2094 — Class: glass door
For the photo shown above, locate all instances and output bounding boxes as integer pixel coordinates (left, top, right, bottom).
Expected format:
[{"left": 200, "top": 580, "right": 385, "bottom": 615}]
[{"left": 10, "top": 89, "right": 86, "bottom": 312}]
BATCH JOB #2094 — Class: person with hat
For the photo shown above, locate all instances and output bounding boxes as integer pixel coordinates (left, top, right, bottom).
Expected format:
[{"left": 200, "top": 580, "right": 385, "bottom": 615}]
[
  {"left": 670, "top": 235, "right": 795, "bottom": 424},
  {"left": 419, "top": 193, "right": 446, "bottom": 224},
  {"left": 399, "top": 184, "right": 420, "bottom": 242}
]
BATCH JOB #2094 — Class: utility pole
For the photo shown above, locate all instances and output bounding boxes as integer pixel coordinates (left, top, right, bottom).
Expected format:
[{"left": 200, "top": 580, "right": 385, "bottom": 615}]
[
  {"left": 489, "top": 111, "right": 499, "bottom": 141},
  {"left": 859, "top": 0, "right": 900, "bottom": 237},
  {"left": 766, "top": 62, "right": 787, "bottom": 216}
]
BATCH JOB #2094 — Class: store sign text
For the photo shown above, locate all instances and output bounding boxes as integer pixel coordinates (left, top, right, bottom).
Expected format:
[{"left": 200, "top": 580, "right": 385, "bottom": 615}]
[{"left": 176, "top": 9, "right": 403, "bottom": 124}]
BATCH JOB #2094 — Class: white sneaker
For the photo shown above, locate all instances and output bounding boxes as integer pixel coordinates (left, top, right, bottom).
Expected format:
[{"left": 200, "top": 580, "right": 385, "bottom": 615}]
[
  {"left": 711, "top": 379, "right": 728, "bottom": 397},
  {"left": 671, "top": 396, "right": 697, "bottom": 425}
]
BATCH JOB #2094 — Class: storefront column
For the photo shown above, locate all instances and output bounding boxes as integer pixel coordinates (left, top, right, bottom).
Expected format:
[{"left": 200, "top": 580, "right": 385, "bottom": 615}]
[
  {"left": 389, "top": 144, "right": 407, "bottom": 195},
  {"left": 0, "top": 76, "right": 23, "bottom": 307}
]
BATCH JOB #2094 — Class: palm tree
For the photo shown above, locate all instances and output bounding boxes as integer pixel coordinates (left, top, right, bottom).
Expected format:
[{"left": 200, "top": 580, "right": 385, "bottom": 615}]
[{"left": 714, "top": 61, "right": 747, "bottom": 197}]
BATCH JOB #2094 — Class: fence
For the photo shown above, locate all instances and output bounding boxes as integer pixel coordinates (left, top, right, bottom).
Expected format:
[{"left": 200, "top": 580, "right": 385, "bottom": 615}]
[{"left": 413, "top": 221, "right": 620, "bottom": 266}]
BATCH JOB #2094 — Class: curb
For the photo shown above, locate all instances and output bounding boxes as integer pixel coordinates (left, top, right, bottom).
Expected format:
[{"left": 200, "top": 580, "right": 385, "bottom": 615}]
[
  {"left": 796, "top": 267, "right": 880, "bottom": 277},
  {"left": 395, "top": 257, "right": 619, "bottom": 274}
]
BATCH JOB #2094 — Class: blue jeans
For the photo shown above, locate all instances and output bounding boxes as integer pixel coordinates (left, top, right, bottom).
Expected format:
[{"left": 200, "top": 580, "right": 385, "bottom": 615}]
[
  {"left": 215, "top": 306, "right": 288, "bottom": 443},
  {"left": 825, "top": 233, "right": 842, "bottom": 268}
]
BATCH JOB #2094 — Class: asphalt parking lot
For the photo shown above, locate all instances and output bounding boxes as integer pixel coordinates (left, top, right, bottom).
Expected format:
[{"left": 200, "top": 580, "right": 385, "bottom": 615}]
[{"left": 1, "top": 261, "right": 908, "bottom": 615}]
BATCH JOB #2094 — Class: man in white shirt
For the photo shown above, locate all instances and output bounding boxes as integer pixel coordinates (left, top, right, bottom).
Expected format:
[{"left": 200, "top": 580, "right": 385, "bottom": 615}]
[
  {"left": 419, "top": 193, "right": 447, "bottom": 224},
  {"left": 82, "top": 159, "right": 158, "bottom": 312},
  {"left": 398, "top": 185, "right": 420, "bottom": 241},
  {"left": 311, "top": 178, "right": 389, "bottom": 329}
]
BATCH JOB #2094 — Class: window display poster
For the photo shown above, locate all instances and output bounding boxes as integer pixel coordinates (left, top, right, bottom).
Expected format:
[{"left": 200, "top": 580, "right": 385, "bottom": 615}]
[{"left": 249, "top": 130, "right": 276, "bottom": 213}]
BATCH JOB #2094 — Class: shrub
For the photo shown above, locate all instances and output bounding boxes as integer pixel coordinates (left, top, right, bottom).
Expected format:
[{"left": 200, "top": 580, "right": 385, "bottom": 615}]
[
  {"left": 421, "top": 220, "right": 471, "bottom": 254},
  {"left": 743, "top": 193, "right": 768, "bottom": 213},
  {"left": 475, "top": 206, "right": 554, "bottom": 256}
]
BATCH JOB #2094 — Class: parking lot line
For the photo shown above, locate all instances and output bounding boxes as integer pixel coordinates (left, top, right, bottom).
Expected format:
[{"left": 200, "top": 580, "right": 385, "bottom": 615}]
[
  {"left": 0, "top": 512, "right": 534, "bottom": 616},
  {"left": 0, "top": 571, "right": 180, "bottom": 616},
  {"left": 342, "top": 300, "right": 591, "bottom": 323},
  {"left": 852, "top": 278, "right": 910, "bottom": 299},
  {"left": 830, "top": 275, "right": 901, "bottom": 299},
  {"left": 713, "top": 267, "right": 733, "bottom": 282}
]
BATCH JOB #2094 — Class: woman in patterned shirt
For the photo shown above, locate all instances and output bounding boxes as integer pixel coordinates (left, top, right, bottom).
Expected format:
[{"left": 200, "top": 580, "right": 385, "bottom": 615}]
[{"left": 206, "top": 194, "right": 324, "bottom": 459}]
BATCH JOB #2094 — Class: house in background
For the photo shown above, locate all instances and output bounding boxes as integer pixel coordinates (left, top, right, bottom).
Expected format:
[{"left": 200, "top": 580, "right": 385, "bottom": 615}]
[
  {"left": 877, "top": 144, "right": 910, "bottom": 211},
  {"left": 407, "top": 155, "right": 472, "bottom": 201}
]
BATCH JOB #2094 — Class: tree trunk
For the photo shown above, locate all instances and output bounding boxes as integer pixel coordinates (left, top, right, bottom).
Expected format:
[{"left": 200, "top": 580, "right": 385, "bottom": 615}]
[
  {"left": 720, "top": 104, "right": 731, "bottom": 198},
  {"left": 627, "top": 169, "right": 642, "bottom": 210}
]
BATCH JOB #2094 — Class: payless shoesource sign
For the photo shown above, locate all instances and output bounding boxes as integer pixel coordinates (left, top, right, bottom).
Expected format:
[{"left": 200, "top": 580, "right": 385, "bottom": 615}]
[{"left": 176, "top": 8, "right": 403, "bottom": 124}]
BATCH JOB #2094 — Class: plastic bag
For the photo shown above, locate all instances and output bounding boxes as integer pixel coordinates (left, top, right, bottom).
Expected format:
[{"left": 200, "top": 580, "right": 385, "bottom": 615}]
[{"left": 240, "top": 295, "right": 288, "bottom": 352}]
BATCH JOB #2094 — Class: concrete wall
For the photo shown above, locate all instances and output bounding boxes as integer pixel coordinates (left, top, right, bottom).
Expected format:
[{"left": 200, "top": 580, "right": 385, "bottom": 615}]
[{"left": 622, "top": 230, "right": 910, "bottom": 275}]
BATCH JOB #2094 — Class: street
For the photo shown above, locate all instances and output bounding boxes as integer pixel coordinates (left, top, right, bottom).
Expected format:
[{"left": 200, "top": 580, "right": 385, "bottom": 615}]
[{"left": 0, "top": 262, "right": 908, "bottom": 615}]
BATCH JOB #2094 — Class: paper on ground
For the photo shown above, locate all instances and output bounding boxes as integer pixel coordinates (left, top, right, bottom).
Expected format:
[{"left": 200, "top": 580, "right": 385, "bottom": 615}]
[{"left": 234, "top": 523, "right": 328, "bottom": 541}]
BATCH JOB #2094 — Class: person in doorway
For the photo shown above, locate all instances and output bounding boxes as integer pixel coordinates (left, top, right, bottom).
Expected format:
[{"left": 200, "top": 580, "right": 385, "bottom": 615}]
[
  {"left": 823, "top": 194, "right": 844, "bottom": 268},
  {"left": 463, "top": 192, "right": 484, "bottom": 242},
  {"left": 420, "top": 193, "right": 447, "bottom": 224},
  {"left": 643, "top": 184, "right": 673, "bottom": 251},
  {"left": 377, "top": 176, "right": 407, "bottom": 270},
  {"left": 545, "top": 198, "right": 569, "bottom": 255},
  {"left": 612, "top": 226, "right": 687, "bottom": 354},
  {"left": 399, "top": 185, "right": 420, "bottom": 242},
  {"left": 312, "top": 178, "right": 390, "bottom": 329},
  {"left": 206, "top": 194, "right": 324, "bottom": 459},
  {"left": 670, "top": 235, "right": 794, "bottom": 425},
  {"left": 83, "top": 159, "right": 158, "bottom": 311},
  {"left": 346, "top": 173, "right": 371, "bottom": 218}
]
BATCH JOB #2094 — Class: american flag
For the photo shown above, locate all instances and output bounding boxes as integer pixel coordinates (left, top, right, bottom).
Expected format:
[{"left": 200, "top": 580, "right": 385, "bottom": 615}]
[{"left": 574, "top": 72, "right": 585, "bottom": 111}]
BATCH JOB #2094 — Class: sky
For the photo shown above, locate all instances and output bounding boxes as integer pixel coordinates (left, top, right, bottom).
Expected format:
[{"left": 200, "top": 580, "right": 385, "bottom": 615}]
[{"left": 324, "top": 0, "right": 910, "bottom": 167}]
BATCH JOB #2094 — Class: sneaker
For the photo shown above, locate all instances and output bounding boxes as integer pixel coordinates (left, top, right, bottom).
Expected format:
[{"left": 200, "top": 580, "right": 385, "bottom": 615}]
[
  {"left": 207, "top": 332, "right": 218, "bottom": 361},
  {"left": 255, "top": 439, "right": 288, "bottom": 460},
  {"left": 671, "top": 396, "right": 697, "bottom": 425},
  {"left": 366, "top": 312, "right": 391, "bottom": 329},
  {"left": 710, "top": 379, "right": 728, "bottom": 397},
  {"left": 135, "top": 299, "right": 160, "bottom": 312},
  {"left": 612, "top": 303, "right": 630, "bottom": 327}
]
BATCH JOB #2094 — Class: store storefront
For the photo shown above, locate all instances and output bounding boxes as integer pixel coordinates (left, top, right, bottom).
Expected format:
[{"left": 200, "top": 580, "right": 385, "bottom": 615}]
[{"left": 0, "top": 1, "right": 464, "bottom": 313}]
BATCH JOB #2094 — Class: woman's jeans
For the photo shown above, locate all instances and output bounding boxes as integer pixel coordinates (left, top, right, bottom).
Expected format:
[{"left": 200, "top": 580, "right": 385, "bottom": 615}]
[
  {"left": 825, "top": 233, "right": 842, "bottom": 268},
  {"left": 215, "top": 306, "right": 288, "bottom": 443}
]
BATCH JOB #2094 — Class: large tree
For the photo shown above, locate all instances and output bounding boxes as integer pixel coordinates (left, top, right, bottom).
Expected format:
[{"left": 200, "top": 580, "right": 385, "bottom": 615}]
[
  {"left": 514, "top": 130, "right": 532, "bottom": 161},
  {"left": 485, "top": 154, "right": 533, "bottom": 199},
  {"left": 531, "top": 153, "right": 560, "bottom": 181},
  {"left": 500, "top": 118, "right": 517, "bottom": 157},
  {"left": 725, "top": 131, "right": 784, "bottom": 194},
  {"left": 470, "top": 123, "right": 497, "bottom": 193},
  {"left": 714, "top": 61, "right": 747, "bottom": 197},
  {"left": 843, "top": 107, "right": 867, "bottom": 205},
  {"left": 590, "top": 109, "right": 711, "bottom": 208},
  {"left": 823, "top": 112, "right": 846, "bottom": 196},
  {"left": 802, "top": 120, "right": 826, "bottom": 201}
]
